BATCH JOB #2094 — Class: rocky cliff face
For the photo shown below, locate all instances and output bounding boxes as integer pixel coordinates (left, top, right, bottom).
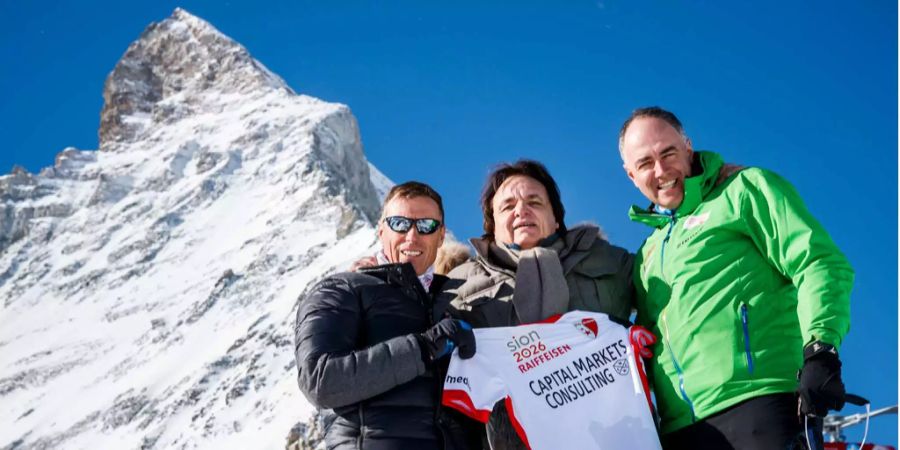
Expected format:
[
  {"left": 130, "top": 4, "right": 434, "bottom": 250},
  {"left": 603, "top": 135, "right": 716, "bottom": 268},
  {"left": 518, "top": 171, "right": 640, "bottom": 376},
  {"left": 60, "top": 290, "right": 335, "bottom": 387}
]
[
  {"left": 0, "top": 8, "right": 387, "bottom": 449},
  {"left": 98, "top": 8, "right": 289, "bottom": 148}
]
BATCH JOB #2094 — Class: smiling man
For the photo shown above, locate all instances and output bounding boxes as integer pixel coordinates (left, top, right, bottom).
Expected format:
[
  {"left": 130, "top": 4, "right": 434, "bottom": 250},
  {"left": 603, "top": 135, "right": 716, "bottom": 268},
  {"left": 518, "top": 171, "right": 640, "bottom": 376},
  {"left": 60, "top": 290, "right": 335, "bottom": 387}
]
[
  {"left": 620, "top": 107, "right": 854, "bottom": 450},
  {"left": 490, "top": 173, "right": 561, "bottom": 250},
  {"left": 294, "top": 181, "right": 477, "bottom": 450},
  {"left": 378, "top": 189, "right": 445, "bottom": 276}
]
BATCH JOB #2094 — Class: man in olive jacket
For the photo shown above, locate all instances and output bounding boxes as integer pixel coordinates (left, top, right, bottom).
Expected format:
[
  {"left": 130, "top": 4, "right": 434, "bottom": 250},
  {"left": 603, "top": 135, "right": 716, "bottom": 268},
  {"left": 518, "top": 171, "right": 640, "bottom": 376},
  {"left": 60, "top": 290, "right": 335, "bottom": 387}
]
[
  {"left": 446, "top": 160, "right": 634, "bottom": 449},
  {"left": 447, "top": 160, "right": 634, "bottom": 329},
  {"left": 619, "top": 107, "right": 853, "bottom": 450},
  {"left": 447, "top": 223, "right": 633, "bottom": 328}
]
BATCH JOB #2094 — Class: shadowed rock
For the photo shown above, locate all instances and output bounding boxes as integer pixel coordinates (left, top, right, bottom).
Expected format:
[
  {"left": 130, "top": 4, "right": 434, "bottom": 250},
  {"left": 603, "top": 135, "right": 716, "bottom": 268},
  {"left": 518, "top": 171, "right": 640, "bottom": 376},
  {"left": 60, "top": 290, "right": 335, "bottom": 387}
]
[{"left": 99, "top": 8, "right": 290, "bottom": 148}]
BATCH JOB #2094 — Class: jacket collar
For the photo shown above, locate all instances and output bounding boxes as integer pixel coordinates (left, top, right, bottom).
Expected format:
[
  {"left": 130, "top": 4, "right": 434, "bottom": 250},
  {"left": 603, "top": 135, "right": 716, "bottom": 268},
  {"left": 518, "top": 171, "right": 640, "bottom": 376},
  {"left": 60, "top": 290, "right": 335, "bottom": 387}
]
[
  {"left": 628, "top": 151, "right": 724, "bottom": 228},
  {"left": 469, "top": 224, "right": 601, "bottom": 267},
  {"left": 359, "top": 262, "right": 424, "bottom": 292}
]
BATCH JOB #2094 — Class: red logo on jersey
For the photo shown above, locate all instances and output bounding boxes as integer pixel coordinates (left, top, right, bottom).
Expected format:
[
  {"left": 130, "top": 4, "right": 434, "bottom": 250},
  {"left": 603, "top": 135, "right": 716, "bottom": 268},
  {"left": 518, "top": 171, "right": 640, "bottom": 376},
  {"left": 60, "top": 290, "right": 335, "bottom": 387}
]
[{"left": 575, "top": 318, "right": 598, "bottom": 338}]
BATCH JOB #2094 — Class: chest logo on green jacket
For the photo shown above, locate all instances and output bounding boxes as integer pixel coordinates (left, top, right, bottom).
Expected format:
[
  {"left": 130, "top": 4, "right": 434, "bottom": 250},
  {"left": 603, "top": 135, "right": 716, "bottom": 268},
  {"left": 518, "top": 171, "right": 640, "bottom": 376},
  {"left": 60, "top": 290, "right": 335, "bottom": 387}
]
[{"left": 683, "top": 212, "right": 710, "bottom": 230}]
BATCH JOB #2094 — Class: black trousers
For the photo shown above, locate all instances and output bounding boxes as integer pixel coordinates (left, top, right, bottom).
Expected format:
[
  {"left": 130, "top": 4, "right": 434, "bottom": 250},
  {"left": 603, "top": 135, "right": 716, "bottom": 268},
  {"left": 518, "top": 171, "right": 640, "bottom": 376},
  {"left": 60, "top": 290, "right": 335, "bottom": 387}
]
[{"left": 661, "top": 393, "right": 809, "bottom": 450}]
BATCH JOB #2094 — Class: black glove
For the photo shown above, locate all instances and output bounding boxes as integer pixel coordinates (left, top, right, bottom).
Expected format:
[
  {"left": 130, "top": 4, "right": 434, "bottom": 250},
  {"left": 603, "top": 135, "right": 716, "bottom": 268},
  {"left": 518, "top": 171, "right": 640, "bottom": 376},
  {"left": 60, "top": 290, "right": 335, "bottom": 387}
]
[
  {"left": 416, "top": 318, "right": 476, "bottom": 363},
  {"left": 798, "top": 341, "right": 846, "bottom": 417}
]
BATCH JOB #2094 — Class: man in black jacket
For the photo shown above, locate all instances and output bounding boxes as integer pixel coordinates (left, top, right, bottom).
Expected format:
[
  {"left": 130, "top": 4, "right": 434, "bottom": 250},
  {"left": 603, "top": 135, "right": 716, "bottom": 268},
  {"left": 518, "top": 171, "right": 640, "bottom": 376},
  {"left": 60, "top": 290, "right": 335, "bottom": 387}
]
[{"left": 295, "top": 181, "right": 477, "bottom": 450}]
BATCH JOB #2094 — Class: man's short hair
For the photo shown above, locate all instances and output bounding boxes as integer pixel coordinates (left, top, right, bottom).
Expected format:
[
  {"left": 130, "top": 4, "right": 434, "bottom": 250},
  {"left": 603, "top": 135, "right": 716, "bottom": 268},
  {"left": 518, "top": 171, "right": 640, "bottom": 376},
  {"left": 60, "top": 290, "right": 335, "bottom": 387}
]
[
  {"left": 480, "top": 160, "right": 567, "bottom": 241},
  {"left": 381, "top": 181, "right": 445, "bottom": 221},
  {"left": 618, "top": 106, "right": 687, "bottom": 154}
]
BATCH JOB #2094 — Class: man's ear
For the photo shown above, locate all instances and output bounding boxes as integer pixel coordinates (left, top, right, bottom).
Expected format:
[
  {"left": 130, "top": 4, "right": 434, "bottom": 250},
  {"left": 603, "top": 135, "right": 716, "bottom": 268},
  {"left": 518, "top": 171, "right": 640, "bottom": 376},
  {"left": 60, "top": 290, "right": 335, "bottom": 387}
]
[{"left": 624, "top": 163, "right": 636, "bottom": 183}]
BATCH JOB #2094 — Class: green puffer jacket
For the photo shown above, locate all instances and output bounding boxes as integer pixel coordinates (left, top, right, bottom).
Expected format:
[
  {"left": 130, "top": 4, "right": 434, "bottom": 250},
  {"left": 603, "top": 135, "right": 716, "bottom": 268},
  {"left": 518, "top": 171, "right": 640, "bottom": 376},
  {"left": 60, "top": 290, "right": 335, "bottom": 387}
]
[
  {"left": 446, "top": 224, "right": 634, "bottom": 327},
  {"left": 630, "top": 151, "right": 853, "bottom": 434}
]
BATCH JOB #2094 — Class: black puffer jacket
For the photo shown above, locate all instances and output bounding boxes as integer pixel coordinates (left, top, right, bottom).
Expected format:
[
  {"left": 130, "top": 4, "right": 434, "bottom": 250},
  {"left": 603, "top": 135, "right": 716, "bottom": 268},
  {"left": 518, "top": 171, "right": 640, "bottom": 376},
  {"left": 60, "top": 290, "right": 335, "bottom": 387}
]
[{"left": 294, "top": 263, "right": 475, "bottom": 450}]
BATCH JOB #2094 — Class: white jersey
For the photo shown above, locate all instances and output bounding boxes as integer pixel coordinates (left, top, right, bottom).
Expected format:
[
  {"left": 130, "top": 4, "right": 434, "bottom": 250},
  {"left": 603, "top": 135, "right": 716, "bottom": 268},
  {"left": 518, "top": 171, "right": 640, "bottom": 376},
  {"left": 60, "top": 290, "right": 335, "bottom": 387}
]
[{"left": 442, "top": 311, "right": 661, "bottom": 450}]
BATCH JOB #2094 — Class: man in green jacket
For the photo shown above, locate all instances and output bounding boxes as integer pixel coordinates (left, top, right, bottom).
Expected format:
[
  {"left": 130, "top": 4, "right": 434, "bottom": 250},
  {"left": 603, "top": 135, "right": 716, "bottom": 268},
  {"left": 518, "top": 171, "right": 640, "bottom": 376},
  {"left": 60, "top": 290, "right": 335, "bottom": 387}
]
[{"left": 619, "top": 106, "right": 853, "bottom": 450}]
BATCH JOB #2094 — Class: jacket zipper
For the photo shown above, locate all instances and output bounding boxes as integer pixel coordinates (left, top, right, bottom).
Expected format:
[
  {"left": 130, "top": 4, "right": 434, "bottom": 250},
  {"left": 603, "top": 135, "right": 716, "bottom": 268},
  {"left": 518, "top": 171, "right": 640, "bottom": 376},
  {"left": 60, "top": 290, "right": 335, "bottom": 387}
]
[
  {"left": 740, "top": 303, "right": 754, "bottom": 374},
  {"left": 662, "top": 312, "right": 696, "bottom": 421},
  {"left": 421, "top": 276, "right": 449, "bottom": 445},
  {"left": 357, "top": 403, "right": 365, "bottom": 449},
  {"left": 657, "top": 212, "right": 695, "bottom": 420}
]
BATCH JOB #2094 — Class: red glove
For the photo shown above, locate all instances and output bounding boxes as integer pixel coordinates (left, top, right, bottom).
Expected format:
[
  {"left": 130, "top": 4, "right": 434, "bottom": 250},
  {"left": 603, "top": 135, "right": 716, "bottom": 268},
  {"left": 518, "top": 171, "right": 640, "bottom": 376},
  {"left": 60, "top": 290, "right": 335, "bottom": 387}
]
[{"left": 630, "top": 326, "right": 657, "bottom": 359}]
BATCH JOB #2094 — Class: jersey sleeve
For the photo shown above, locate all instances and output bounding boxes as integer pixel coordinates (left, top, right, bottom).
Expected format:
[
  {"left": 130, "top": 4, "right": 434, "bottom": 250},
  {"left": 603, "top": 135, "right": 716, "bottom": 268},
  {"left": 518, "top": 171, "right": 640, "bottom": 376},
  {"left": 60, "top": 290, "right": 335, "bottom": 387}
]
[
  {"left": 442, "top": 339, "right": 508, "bottom": 423},
  {"left": 628, "top": 325, "right": 656, "bottom": 412}
]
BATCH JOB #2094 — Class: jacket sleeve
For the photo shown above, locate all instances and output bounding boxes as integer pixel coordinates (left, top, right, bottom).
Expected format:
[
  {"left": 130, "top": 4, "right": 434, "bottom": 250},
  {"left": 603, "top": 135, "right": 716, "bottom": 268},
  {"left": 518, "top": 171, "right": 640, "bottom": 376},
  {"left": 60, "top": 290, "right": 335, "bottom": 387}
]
[
  {"left": 294, "top": 275, "right": 427, "bottom": 409},
  {"left": 612, "top": 248, "right": 637, "bottom": 320},
  {"left": 739, "top": 169, "right": 854, "bottom": 348},
  {"left": 444, "top": 261, "right": 494, "bottom": 327}
]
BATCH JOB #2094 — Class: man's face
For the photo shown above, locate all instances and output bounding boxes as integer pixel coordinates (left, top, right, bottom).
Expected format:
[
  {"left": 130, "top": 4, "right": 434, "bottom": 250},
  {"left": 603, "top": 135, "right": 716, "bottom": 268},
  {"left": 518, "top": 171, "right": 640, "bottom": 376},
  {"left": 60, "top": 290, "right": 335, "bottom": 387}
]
[
  {"left": 377, "top": 195, "right": 445, "bottom": 276},
  {"left": 492, "top": 175, "right": 559, "bottom": 249},
  {"left": 621, "top": 117, "right": 694, "bottom": 210}
]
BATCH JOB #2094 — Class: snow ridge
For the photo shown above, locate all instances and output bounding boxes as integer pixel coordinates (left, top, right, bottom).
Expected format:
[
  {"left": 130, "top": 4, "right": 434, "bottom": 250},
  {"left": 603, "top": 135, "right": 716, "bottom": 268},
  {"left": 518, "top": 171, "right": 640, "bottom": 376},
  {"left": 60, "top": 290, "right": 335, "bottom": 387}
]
[{"left": 0, "top": 8, "right": 388, "bottom": 450}]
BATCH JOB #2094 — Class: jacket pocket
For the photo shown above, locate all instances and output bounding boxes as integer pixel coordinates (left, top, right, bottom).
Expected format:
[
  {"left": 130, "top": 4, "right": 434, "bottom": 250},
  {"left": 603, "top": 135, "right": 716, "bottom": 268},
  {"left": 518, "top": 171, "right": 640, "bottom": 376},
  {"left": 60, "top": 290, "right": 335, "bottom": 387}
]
[
  {"left": 569, "top": 262, "right": 630, "bottom": 320},
  {"left": 570, "top": 254, "right": 621, "bottom": 278},
  {"left": 740, "top": 303, "right": 754, "bottom": 375}
]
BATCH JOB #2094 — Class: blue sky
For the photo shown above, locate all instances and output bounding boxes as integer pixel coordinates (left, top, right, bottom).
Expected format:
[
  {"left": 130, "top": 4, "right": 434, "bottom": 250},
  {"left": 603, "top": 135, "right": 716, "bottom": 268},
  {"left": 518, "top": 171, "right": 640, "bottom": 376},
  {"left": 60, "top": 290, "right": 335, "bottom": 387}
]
[{"left": 2, "top": 0, "right": 897, "bottom": 444}]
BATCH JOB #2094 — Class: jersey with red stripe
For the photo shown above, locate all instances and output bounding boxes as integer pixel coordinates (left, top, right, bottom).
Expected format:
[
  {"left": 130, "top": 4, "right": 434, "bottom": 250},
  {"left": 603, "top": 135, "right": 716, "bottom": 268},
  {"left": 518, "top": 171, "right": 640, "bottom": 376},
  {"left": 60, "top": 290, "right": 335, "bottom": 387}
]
[{"left": 442, "top": 311, "right": 662, "bottom": 450}]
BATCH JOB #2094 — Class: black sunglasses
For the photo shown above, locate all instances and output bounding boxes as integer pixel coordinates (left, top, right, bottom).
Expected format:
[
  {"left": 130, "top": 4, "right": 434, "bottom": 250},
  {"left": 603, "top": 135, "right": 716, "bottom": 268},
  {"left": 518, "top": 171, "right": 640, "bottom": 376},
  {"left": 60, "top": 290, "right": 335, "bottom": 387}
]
[{"left": 384, "top": 216, "right": 442, "bottom": 235}]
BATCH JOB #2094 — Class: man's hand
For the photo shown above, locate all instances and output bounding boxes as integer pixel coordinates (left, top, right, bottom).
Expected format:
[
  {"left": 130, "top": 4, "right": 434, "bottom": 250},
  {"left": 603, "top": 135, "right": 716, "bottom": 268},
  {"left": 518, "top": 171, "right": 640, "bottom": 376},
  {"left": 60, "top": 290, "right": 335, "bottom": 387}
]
[
  {"left": 798, "top": 341, "right": 846, "bottom": 417},
  {"left": 416, "top": 318, "right": 476, "bottom": 363},
  {"left": 349, "top": 256, "right": 377, "bottom": 272}
]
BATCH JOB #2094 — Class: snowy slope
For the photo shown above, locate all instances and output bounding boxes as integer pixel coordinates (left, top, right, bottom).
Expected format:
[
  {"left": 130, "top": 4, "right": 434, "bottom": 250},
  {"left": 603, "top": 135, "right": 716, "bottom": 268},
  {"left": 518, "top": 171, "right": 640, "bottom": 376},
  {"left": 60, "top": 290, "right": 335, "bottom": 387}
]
[{"left": 0, "top": 9, "right": 391, "bottom": 450}]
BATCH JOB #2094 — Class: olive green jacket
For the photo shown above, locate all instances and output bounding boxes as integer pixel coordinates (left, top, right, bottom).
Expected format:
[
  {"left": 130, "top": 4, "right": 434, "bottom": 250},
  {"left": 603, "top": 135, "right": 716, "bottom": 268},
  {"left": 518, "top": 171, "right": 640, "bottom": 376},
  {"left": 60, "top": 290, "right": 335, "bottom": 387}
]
[
  {"left": 630, "top": 151, "right": 854, "bottom": 434},
  {"left": 446, "top": 225, "right": 634, "bottom": 327}
]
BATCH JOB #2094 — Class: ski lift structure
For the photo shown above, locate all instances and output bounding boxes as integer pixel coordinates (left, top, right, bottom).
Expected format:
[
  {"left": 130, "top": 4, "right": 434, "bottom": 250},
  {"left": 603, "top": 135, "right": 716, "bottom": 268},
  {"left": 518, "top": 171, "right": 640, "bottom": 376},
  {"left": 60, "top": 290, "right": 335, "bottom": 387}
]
[{"left": 822, "top": 400, "right": 897, "bottom": 450}]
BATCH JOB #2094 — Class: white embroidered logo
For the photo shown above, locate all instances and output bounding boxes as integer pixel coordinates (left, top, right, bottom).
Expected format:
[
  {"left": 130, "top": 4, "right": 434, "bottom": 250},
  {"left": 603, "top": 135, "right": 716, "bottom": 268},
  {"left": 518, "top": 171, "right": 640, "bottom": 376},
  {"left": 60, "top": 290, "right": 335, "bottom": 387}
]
[{"left": 683, "top": 212, "right": 710, "bottom": 230}]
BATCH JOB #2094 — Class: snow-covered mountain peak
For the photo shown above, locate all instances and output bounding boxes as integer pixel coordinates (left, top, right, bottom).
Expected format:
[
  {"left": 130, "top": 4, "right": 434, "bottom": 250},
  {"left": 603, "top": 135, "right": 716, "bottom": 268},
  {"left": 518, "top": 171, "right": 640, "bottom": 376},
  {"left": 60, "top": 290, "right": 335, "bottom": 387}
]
[
  {"left": 99, "top": 8, "right": 291, "bottom": 148},
  {"left": 0, "top": 9, "right": 391, "bottom": 450}
]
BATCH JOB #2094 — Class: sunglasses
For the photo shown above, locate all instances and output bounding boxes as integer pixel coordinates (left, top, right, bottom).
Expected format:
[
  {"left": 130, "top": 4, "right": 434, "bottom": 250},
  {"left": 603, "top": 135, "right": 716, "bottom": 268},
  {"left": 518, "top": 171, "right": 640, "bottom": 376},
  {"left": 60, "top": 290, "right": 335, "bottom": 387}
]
[{"left": 384, "top": 216, "right": 442, "bottom": 235}]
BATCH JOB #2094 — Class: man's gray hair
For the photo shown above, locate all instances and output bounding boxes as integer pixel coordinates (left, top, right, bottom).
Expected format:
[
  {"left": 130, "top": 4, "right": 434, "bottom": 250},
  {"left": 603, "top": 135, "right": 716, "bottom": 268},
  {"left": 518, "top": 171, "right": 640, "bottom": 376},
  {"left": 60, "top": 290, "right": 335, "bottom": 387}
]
[{"left": 618, "top": 106, "right": 688, "bottom": 155}]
